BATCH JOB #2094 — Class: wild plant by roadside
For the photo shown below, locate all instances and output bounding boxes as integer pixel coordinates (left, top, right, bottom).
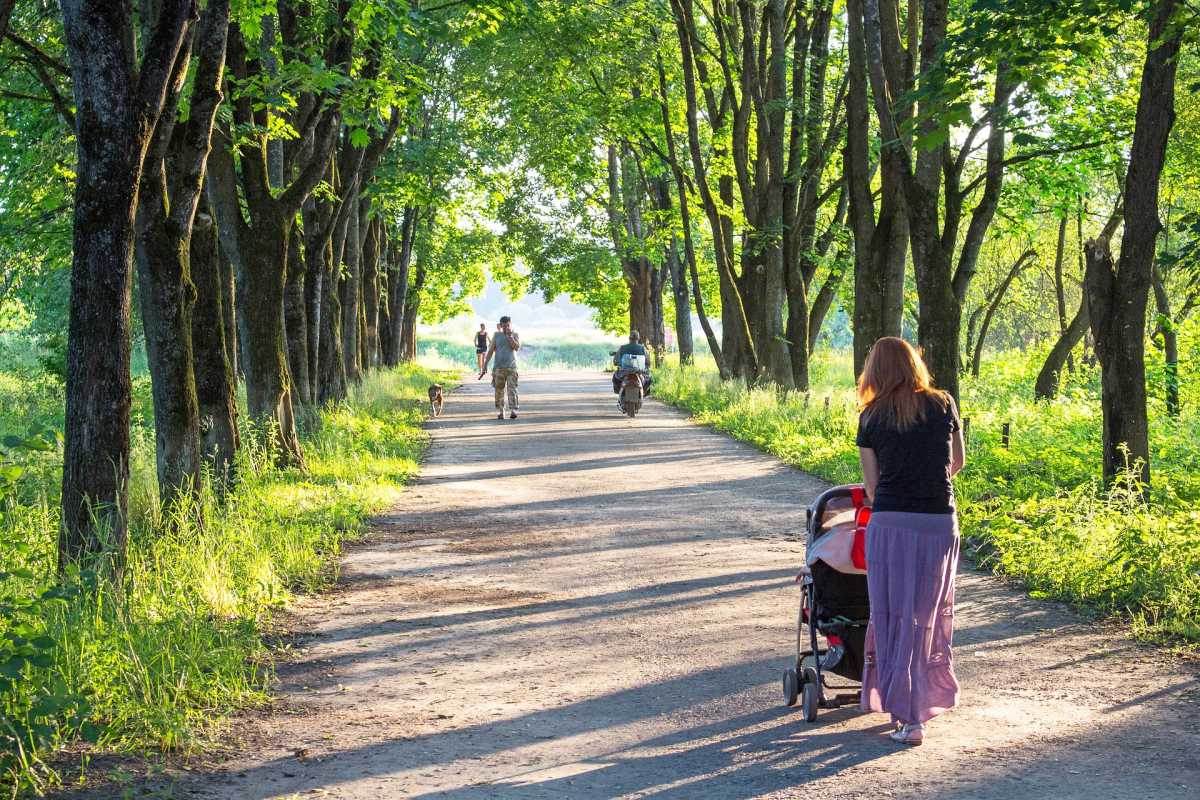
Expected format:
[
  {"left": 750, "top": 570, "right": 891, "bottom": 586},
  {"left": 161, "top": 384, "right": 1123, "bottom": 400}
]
[{"left": 0, "top": 364, "right": 448, "bottom": 796}]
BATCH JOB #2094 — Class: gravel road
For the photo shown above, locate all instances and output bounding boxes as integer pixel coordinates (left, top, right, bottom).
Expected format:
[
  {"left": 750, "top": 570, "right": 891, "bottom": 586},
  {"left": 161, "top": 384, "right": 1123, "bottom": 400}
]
[{"left": 115, "top": 371, "right": 1200, "bottom": 799}]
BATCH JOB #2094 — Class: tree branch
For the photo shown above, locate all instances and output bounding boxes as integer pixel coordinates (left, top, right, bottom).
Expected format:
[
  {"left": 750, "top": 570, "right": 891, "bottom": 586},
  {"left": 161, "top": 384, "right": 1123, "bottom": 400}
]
[
  {"left": 136, "top": 0, "right": 198, "bottom": 122},
  {"left": 168, "top": 0, "right": 230, "bottom": 232},
  {"left": 22, "top": 60, "right": 75, "bottom": 129},
  {"left": 959, "top": 138, "right": 1114, "bottom": 198},
  {"left": 4, "top": 30, "right": 70, "bottom": 76}
]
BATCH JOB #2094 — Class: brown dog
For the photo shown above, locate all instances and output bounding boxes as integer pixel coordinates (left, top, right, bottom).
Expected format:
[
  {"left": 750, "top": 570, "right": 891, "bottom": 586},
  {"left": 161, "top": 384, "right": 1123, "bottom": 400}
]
[{"left": 427, "top": 384, "right": 444, "bottom": 417}]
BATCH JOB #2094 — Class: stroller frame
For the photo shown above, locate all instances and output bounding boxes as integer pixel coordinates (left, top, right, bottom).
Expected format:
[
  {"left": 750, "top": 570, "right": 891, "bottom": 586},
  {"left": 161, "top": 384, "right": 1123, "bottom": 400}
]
[{"left": 782, "top": 484, "right": 871, "bottom": 722}]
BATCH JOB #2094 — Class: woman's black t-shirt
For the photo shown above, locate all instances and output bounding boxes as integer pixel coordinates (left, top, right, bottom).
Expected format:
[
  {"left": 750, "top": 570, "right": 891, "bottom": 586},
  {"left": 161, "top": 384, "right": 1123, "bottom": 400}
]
[
  {"left": 475, "top": 331, "right": 488, "bottom": 350},
  {"left": 855, "top": 393, "right": 960, "bottom": 515}
]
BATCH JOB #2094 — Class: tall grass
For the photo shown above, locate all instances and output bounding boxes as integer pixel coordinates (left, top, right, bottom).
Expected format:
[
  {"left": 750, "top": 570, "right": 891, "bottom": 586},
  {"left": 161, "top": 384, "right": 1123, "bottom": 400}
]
[
  {"left": 0, "top": 364, "right": 447, "bottom": 796},
  {"left": 654, "top": 348, "right": 1200, "bottom": 643}
]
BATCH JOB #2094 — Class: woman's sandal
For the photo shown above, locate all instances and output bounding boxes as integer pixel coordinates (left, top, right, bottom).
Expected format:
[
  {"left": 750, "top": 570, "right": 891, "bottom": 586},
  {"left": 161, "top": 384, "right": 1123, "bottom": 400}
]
[{"left": 888, "top": 723, "right": 925, "bottom": 746}]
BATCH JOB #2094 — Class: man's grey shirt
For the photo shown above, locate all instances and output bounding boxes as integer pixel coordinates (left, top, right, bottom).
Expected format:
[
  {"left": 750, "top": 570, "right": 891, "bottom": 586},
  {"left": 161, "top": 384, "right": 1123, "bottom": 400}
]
[{"left": 493, "top": 333, "right": 519, "bottom": 370}]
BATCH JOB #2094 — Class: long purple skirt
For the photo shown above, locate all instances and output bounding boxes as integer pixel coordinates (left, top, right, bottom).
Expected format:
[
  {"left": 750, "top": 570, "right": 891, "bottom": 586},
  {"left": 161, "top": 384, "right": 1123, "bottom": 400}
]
[{"left": 860, "top": 510, "right": 960, "bottom": 724}]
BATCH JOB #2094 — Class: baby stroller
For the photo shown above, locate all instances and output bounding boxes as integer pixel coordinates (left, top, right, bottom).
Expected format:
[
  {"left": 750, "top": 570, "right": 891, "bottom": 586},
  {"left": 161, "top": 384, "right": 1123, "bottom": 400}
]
[{"left": 782, "top": 484, "right": 871, "bottom": 722}]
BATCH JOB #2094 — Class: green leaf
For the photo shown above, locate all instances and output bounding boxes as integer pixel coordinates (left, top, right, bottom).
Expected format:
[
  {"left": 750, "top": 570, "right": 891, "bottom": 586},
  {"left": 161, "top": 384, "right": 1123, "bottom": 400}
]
[
  {"left": 0, "top": 658, "right": 27, "bottom": 678},
  {"left": 27, "top": 653, "right": 53, "bottom": 668},
  {"left": 914, "top": 127, "right": 949, "bottom": 152}
]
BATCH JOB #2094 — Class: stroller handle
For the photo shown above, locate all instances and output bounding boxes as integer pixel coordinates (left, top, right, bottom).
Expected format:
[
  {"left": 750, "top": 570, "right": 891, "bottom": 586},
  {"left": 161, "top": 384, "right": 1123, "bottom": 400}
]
[{"left": 807, "top": 484, "right": 868, "bottom": 522}]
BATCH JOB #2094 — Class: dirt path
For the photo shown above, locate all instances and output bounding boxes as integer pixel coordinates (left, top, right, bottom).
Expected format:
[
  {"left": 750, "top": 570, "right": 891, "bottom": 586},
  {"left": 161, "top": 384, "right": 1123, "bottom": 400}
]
[{"left": 135, "top": 372, "right": 1197, "bottom": 798}]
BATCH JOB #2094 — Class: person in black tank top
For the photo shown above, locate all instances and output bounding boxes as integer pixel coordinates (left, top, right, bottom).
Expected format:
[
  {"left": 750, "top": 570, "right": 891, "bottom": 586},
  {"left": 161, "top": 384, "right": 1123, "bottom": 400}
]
[{"left": 474, "top": 324, "right": 489, "bottom": 374}]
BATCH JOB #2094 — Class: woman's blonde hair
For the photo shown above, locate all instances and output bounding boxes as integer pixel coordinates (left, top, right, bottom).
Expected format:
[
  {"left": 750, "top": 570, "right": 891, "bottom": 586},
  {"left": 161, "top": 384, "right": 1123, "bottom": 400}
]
[{"left": 857, "top": 337, "right": 949, "bottom": 431}]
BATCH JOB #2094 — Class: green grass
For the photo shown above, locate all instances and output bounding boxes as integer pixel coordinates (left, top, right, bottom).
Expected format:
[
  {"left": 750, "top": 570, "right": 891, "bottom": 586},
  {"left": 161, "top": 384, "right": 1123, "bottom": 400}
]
[
  {"left": 654, "top": 346, "right": 1200, "bottom": 644},
  {"left": 0, "top": 363, "right": 450, "bottom": 796},
  {"left": 418, "top": 336, "right": 615, "bottom": 371}
]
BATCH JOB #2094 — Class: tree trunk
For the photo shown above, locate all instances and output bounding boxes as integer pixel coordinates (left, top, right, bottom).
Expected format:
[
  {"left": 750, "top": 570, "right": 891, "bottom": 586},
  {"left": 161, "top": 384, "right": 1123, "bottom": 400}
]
[
  {"left": 861, "top": 0, "right": 1015, "bottom": 401},
  {"left": 607, "top": 145, "right": 662, "bottom": 362},
  {"left": 190, "top": 209, "right": 239, "bottom": 487},
  {"left": 846, "top": 0, "right": 906, "bottom": 376},
  {"left": 317, "top": 260, "right": 346, "bottom": 403},
  {"left": 239, "top": 210, "right": 304, "bottom": 465},
  {"left": 1086, "top": 0, "right": 1181, "bottom": 488},
  {"left": 219, "top": 244, "right": 237, "bottom": 379},
  {"left": 628, "top": 259, "right": 656, "bottom": 347},
  {"left": 340, "top": 196, "right": 362, "bottom": 383},
  {"left": 913, "top": 269, "right": 962, "bottom": 398},
  {"left": 358, "top": 290, "right": 368, "bottom": 373},
  {"left": 808, "top": 263, "right": 846, "bottom": 354},
  {"left": 401, "top": 307, "right": 418, "bottom": 362},
  {"left": 1053, "top": 214, "right": 1069, "bottom": 334},
  {"left": 654, "top": 51, "right": 720, "bottom": 373},
  {"left": 970, "top": 249, "right": 1034, "bottom": 377},
  {"left": 284, "top": 230, "right": 310, "bottom": 405},
  {"left": 302, "top": 195, "right": 327, "bottom": 401},
  {"left": 1151, "top": 265, "right": 1180, "bottom": 417},
  {"left": 212, "top": 16, "right": 345, "bottom": 455},
  {"left": 136, "top": 213, "right": 203, "bottom": 510},
  {"left": 665, "top": 240, "right": 691, "bottom": 364},
  {"left": 647, "top": 176, "right": 692, "bottom": 364},
  {"left": 1034, "top": 295, "right": 1089, "bottom": 400},
  {"left": 134, "top": 0, "right": 229, "bottom": 512},
  {"left": 897, "top": 0, "right": 954, "bottom": 400},
  {"left": 783, "top": 258, "right": 811, "bottom": 390},
  {"left": 384, "top": 207, "right": 416, "bottom": 367},
  {"left": 400, "top": 258, "right": 426, "bottom": 363},
  {"left": 361, "top": 206, "right": 381, "bottom": 369},
  {"left": 317, "top": 184, "right": 353, "bottom": 403},
  {"left": 783, "top": 0, "right": 840, "bottom": 388},
  {"left": 1085, "top": 239, "right": 1145, "bottom": 486},
  {"left": 378, "top": 278, "right": 392, "bottom": 367},
  {"left": 669, "top": 0, "right": 758, "bottom": 379},
  {"left": 1037, "top": 196, "right": 1123, "bottom": 401},
  {"left": 58, "top": 0, "right": 195, "bottom": 573}
]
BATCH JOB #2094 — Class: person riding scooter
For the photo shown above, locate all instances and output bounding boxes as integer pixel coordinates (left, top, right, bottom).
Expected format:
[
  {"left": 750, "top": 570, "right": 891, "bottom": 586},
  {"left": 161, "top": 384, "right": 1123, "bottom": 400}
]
[{"left": 612, "top": 330, "right": 652, "bottom": 396}]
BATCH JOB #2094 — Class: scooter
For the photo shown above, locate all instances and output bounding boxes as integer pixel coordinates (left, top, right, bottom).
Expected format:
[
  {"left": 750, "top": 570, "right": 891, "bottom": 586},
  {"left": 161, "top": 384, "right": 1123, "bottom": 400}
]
[
  {"left": 618, "top": 370, "right": 647, "bottom": 417},
  {"left": 610, "top": 351, "right": 649, "bottom": 418}
]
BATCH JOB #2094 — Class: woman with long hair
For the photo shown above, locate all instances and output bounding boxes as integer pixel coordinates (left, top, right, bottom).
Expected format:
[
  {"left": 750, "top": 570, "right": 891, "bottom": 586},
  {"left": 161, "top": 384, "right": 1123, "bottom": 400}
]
[{"left": 856, "top": 337, "right": 966, "bottom": 745}]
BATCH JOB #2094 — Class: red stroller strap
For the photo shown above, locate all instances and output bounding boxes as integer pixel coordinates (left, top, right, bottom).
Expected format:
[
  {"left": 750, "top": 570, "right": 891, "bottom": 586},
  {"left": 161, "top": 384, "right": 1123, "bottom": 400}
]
[{"left": 851, "top": 489, "right": 870, "bottom": 570}]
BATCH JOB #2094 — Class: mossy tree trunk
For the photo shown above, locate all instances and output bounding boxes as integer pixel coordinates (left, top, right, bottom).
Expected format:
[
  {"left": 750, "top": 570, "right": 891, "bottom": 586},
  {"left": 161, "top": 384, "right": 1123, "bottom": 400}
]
[
  {"left": 1086, "top": 0, "right": 1183, "bottom": 488},
  {"left": 190, "top": 205, "right": 239, "bottom": 488},
  {"left": 58, "top": 0, "right": 196, "bottom": 573},
  {"left": 135, "top": 0, "right": 230, "bottom": 511}
]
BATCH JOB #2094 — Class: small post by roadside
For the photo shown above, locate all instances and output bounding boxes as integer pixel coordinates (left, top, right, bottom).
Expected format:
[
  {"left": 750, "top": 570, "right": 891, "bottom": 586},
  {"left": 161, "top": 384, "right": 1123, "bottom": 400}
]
[{"left": 1002, "top": 421, "right": 1011, "bottom": 448}]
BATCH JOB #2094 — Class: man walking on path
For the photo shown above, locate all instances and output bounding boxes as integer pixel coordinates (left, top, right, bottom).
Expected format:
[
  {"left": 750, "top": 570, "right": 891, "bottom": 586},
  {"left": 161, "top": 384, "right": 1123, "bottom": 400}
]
[{"left": 482, "top": 315, "right": 521, "bottom": 419}]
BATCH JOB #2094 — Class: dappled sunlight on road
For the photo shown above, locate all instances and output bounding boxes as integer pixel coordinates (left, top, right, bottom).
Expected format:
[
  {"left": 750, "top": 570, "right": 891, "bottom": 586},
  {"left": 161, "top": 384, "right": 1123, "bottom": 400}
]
[{"left": 112, "top": 373, "right": 1200, "bottom": 800}]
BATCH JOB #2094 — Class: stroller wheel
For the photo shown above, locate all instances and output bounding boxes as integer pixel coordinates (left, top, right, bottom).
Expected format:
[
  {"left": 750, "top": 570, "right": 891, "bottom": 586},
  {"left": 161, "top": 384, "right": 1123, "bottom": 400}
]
[
  {"left": 801, "top": 667, "right": 820, "bottom": 723},
  {"left": 782, "top": 668, "right": 799, "bottom": 707}
]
